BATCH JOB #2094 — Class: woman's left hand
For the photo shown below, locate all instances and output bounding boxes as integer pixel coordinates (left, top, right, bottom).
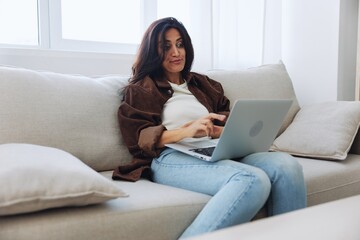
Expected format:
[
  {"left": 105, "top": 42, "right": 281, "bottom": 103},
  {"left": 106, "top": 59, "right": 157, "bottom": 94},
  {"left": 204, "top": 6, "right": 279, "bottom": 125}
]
[{"left": 211, "top": 125, "right": 224, "bottom": 139}]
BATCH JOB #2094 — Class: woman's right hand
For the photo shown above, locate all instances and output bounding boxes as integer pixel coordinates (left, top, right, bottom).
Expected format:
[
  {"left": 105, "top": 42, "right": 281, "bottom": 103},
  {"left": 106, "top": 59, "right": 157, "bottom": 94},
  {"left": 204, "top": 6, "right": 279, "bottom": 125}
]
[
  {"left": 156, "top": 113, "right": 226, "bottom": 148},
  {"left": 180, "top": 113, "right": 226, "bottom": 138}
]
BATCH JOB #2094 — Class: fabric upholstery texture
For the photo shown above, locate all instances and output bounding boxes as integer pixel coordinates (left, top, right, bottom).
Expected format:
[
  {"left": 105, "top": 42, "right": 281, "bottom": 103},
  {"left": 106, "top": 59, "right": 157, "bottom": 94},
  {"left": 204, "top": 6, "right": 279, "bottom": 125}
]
[
  {"left": 190, "top": 195, "right": 360, "bottom": 240},
  {"left": 0, "top": 144, "right": 127, "bottom": 216},
  {"left": 270, "top": 101, "right": 360, "bottom": 160},
  {"left": 206, "top": 62, "right": 300, "bottom": 135},
  {"left": 0, "top": 171, "right": 211, "bottom": 240},
  {"left": 297, "top": 154, "right": 360, "bottom": 206},
  {"left": 0, "top": 66, "right": 131, "bottom": 171},
  {"left": 3, "top": 161, "right": 360, "bottom": 240}
]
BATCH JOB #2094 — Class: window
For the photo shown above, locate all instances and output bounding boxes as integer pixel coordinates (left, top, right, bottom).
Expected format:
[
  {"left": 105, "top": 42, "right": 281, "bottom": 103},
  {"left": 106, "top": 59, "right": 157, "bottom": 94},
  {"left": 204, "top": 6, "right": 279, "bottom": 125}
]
[
  {"left": 48, "top": 0, "right": 149, "bottom": 53},
  {"left": 0, "top": 0, "right": 195, "bottom": 53},
  {"left": 0, "top": 0, "right": 271, "bottom": 71},
  {"left": 53, "top": 0, "right": 191, "bottom": 53},
  {"left": 0, "top": 0, "right": 38, "bottom": 45},
  {"left": 61, "top": 0, "right": 142, "bottom": 44},
  {"left": 0, "top": 0, "right": 158, "bottom": 53}
]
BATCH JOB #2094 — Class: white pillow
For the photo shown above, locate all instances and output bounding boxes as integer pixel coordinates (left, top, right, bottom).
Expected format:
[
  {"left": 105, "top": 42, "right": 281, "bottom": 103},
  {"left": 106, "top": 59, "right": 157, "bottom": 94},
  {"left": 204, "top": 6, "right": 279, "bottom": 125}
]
[
  {"left": 270, "top": 101, "right": 360, "bottom": 160},
  {"left": 0, "top": 66, "right": 131, "bottom": 171},
  {"left": 0, "top": 144, "right": 128, "bottom": 216}
]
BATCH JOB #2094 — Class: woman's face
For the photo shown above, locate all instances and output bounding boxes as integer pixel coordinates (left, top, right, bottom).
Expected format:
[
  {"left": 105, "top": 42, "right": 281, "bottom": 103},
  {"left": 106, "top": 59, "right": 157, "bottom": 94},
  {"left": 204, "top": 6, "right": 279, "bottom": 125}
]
[{"left": 159, "top": 28, "right": 186, "bottom": 78}]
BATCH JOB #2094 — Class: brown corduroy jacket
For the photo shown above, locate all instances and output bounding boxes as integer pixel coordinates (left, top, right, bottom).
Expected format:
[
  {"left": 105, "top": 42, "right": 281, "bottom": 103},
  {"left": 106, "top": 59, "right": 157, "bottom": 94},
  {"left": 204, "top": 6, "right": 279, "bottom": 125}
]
[{"left": 112, "top": 72, "right": 230, "bottom": 181}]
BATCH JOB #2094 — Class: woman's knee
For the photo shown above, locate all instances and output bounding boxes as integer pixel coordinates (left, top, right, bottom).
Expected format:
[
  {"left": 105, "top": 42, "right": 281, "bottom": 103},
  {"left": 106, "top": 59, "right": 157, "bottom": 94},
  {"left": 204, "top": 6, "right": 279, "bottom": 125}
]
[
  {"left": 272, "top": 152, "right": 303, "bottom": 175},
  {"left": 263, "top": 152, "right": 305, "bottom": 186},
  {"left": 230, "top": 167, "right": 271, "bottom": 202}
]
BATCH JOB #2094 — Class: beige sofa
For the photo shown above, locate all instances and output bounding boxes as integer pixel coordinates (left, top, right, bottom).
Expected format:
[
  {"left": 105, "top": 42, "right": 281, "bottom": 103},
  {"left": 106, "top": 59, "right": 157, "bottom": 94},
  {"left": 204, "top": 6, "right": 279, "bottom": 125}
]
[
  {"left": 188, "top": 194, "right": 360, "bottom": 240},
  {"left": 1, "top": 62, "right": 360, "bottom": 240}
]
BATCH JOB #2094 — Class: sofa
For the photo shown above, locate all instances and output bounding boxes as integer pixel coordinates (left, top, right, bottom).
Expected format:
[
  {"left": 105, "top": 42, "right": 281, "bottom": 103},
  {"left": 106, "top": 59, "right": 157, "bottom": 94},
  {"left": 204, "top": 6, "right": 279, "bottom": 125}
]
[
  {"left": 187, "top": 194, "right": 360, "bottom": 240},
  {"left": 1, "top": 62, "right": 360, "bottom": 240}
]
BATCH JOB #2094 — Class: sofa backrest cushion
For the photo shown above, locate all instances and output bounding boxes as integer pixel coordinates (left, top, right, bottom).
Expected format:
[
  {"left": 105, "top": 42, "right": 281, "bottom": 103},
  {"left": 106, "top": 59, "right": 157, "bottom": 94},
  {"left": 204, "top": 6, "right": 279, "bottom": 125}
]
[
  {"left": 0, "top": 66, "right": 131, "bottom": 171},
  {"left": 0, "top": 62, "right": 299, "bottom": 171},
  {"left": 206, "top": 62, "right": 300, "bottom": 134}
]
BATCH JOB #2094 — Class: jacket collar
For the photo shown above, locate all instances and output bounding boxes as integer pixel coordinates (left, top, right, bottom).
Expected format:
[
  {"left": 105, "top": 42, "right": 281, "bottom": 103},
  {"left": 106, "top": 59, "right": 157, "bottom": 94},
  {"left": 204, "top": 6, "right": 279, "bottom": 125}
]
[{"left": 154, "top": 76, "right": 171, "bottom": 89}]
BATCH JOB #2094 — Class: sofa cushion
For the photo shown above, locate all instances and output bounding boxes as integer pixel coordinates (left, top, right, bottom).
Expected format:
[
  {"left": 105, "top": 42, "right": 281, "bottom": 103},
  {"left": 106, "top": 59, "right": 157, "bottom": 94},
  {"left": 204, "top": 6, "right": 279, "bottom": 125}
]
[
  {"left": 296, "top": 154, "right": 360, "bottom": 206},
  {"left": 206, "top": 61, "right": 300, "bottom": 134},
  {"left": 0, "top": 144, "right": 127, "bottom": 216},
  {"left": 270, "top": 101, "right": 360, "bottom": 160},
  {"left": 0, "top": 65, "right": 131, "bottom": 171},
  {"left": 0, "top": 171, "right": 211, "bottom": 240}
]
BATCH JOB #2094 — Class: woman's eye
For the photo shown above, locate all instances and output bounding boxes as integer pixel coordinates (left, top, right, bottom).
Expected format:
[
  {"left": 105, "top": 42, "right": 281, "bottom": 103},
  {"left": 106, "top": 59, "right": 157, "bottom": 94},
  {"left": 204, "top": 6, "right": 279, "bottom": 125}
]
[
  {"left": 176, "top": 42, "right": 184, "bottom": 48},
  {"left": 162, "top": 42, "right": 183, "bottom": 51}
]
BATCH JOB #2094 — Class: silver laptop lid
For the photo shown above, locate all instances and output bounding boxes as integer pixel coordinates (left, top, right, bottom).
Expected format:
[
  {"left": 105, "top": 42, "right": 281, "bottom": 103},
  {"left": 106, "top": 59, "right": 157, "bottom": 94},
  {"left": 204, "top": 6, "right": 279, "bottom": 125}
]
[{"left": 210, "top": 99, "right": 292, "bottom": 161}]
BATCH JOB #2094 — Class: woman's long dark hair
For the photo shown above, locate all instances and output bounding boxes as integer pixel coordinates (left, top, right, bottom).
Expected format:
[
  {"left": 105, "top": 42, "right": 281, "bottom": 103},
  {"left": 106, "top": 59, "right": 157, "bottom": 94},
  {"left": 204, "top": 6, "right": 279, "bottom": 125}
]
[{"left": 130, "top": 17, "right": 194, "bottom": 84}]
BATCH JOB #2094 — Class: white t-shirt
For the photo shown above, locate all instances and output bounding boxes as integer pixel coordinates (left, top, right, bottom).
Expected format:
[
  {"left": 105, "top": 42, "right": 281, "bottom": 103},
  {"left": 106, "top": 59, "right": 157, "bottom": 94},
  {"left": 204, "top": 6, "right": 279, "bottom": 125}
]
[{"left": 162, "top": 81, "right": 209, "bottom": 130}]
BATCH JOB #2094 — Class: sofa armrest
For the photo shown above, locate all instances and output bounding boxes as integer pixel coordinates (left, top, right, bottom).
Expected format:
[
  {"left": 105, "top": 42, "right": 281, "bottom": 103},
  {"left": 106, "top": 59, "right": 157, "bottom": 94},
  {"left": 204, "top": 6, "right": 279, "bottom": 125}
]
[{"left": 188, "top": 195, "right": 360, "bottom": 240}]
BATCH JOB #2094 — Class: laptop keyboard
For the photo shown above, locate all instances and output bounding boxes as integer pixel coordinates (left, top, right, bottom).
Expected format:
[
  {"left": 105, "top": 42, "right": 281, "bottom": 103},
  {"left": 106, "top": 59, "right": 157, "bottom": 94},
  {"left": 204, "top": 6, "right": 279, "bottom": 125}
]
[{"left": 189, "top": 147, "right": 215, "bottom": 157}]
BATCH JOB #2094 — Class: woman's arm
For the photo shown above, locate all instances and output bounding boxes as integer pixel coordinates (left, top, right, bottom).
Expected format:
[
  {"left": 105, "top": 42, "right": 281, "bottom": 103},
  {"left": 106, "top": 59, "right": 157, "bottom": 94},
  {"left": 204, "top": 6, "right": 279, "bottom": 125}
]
[
  {"left": 156, "top": 113, "right": 226, "bottom": 148},
  {"left": 119, "top": 84, "right": 165, "bottom": 158}
]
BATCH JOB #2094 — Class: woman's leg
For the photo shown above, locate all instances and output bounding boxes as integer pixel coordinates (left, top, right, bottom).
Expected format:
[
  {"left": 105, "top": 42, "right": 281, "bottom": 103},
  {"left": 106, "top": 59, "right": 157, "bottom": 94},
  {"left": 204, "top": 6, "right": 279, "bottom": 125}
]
[
  {"left": 151, "top": 148, "right": 271, "bottom": 238},
  {"left": 241, "top": 152, "right": 307, "bottom": 216}
]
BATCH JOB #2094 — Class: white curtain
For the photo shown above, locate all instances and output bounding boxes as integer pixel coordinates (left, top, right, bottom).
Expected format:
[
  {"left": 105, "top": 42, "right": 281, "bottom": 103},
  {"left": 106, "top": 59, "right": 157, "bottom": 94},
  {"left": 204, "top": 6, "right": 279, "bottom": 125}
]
[
  {"left": 212, "top": 0, "right": 265, "bottom": 70},
  {"left": 175, "top": 0, "right": 279, "bottom": 72}
]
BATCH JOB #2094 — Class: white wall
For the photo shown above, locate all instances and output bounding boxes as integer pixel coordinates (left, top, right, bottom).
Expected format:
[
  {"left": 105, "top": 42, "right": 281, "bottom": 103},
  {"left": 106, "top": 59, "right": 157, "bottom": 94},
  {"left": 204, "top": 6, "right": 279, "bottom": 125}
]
[
  {"left": 282, "top": 0, "right": 340, "bottom": 106},
  {"left": 281, "top": 0, "right": 358, "bottom": 106}
]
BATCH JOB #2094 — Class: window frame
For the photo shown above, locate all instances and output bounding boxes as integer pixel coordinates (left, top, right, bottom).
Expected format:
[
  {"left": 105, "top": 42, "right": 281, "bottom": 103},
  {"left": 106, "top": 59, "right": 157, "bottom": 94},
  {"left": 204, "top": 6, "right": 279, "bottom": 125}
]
[
  {"left": 0, "top": 0, "right": 158, "bottom": 54},
  {"left": 47, "top": 0, "right": 157, "bottom": 54}
]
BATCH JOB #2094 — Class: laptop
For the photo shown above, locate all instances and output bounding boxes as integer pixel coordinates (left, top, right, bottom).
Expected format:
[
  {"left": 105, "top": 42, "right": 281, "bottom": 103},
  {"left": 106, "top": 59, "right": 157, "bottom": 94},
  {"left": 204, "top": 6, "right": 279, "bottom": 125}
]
[{"left": 165, "top": 99, "right": 292, "bottom": 162}]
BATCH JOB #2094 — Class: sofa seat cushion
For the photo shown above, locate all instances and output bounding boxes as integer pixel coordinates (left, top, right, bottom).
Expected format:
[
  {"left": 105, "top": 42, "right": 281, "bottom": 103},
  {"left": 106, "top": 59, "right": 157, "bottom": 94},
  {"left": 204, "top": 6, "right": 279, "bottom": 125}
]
[
  {"left": 0, "top": 171, "right": 211, "bottom": 240},
  {"left": 297, "top": 154, "right": 360, "bottom": 206},
  {"left": 2, "top": 157, "right": 360, "bottom": 239},
  {"left": 252, "top": 154, "right": 360, "bottom": 220}
]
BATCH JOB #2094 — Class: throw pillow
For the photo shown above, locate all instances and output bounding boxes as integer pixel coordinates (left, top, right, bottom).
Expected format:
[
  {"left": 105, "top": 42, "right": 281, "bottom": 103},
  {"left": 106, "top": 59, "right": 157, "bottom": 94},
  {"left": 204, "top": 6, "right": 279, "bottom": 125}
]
[
  {"left": 0, "top": 143, "right": 128, "bottom": 216},
  {"left": 270, "top": 101, "right": 360, "bottom": 160}
]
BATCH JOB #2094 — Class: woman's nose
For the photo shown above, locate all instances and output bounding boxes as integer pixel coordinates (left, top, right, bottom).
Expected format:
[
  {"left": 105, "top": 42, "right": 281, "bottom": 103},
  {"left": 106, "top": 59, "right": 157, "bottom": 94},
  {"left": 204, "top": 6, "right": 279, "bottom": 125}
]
[{"left": 170, "top": 45, "right": 180, "bottom": 56}]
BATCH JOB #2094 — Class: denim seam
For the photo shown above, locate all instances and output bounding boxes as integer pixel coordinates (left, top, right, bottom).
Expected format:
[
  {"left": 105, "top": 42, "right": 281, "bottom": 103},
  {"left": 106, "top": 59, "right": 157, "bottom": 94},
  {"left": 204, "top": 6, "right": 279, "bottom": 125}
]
[
  {"left": 153, "top": 159, "right": 218, "bottom": 168},
  {"left": 208, "top": 173, "right": 256, "bottom": 231},
  {"left": 152, "top": 156, "right": 261, "bottom": 231},
  {"left": 153, "top": 159, "right": 252, "bottom": 172}
]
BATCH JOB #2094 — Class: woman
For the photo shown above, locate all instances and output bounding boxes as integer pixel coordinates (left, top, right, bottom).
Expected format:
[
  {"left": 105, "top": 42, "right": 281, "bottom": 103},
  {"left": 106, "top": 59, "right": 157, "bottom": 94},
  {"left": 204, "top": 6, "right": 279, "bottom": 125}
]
[{"left": 113, "top": 17, "right": 306, "bottom": 238}]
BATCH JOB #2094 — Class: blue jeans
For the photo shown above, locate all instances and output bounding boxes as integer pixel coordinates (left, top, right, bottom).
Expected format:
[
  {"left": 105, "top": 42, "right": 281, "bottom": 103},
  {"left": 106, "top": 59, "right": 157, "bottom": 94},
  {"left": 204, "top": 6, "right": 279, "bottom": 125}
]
[{"left": 151, "top": 148, "right": 306, "bottom": 238}]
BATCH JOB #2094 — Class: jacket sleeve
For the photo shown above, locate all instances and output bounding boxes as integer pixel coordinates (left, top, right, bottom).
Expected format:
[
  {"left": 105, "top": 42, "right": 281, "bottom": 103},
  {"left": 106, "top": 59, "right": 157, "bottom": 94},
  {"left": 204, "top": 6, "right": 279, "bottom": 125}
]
[
  {"left": 206, "top": 76, "right": 231, "bottom": 125},
  {"left": 118, "top": 85, "right": 165, "bottom": 158}
]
